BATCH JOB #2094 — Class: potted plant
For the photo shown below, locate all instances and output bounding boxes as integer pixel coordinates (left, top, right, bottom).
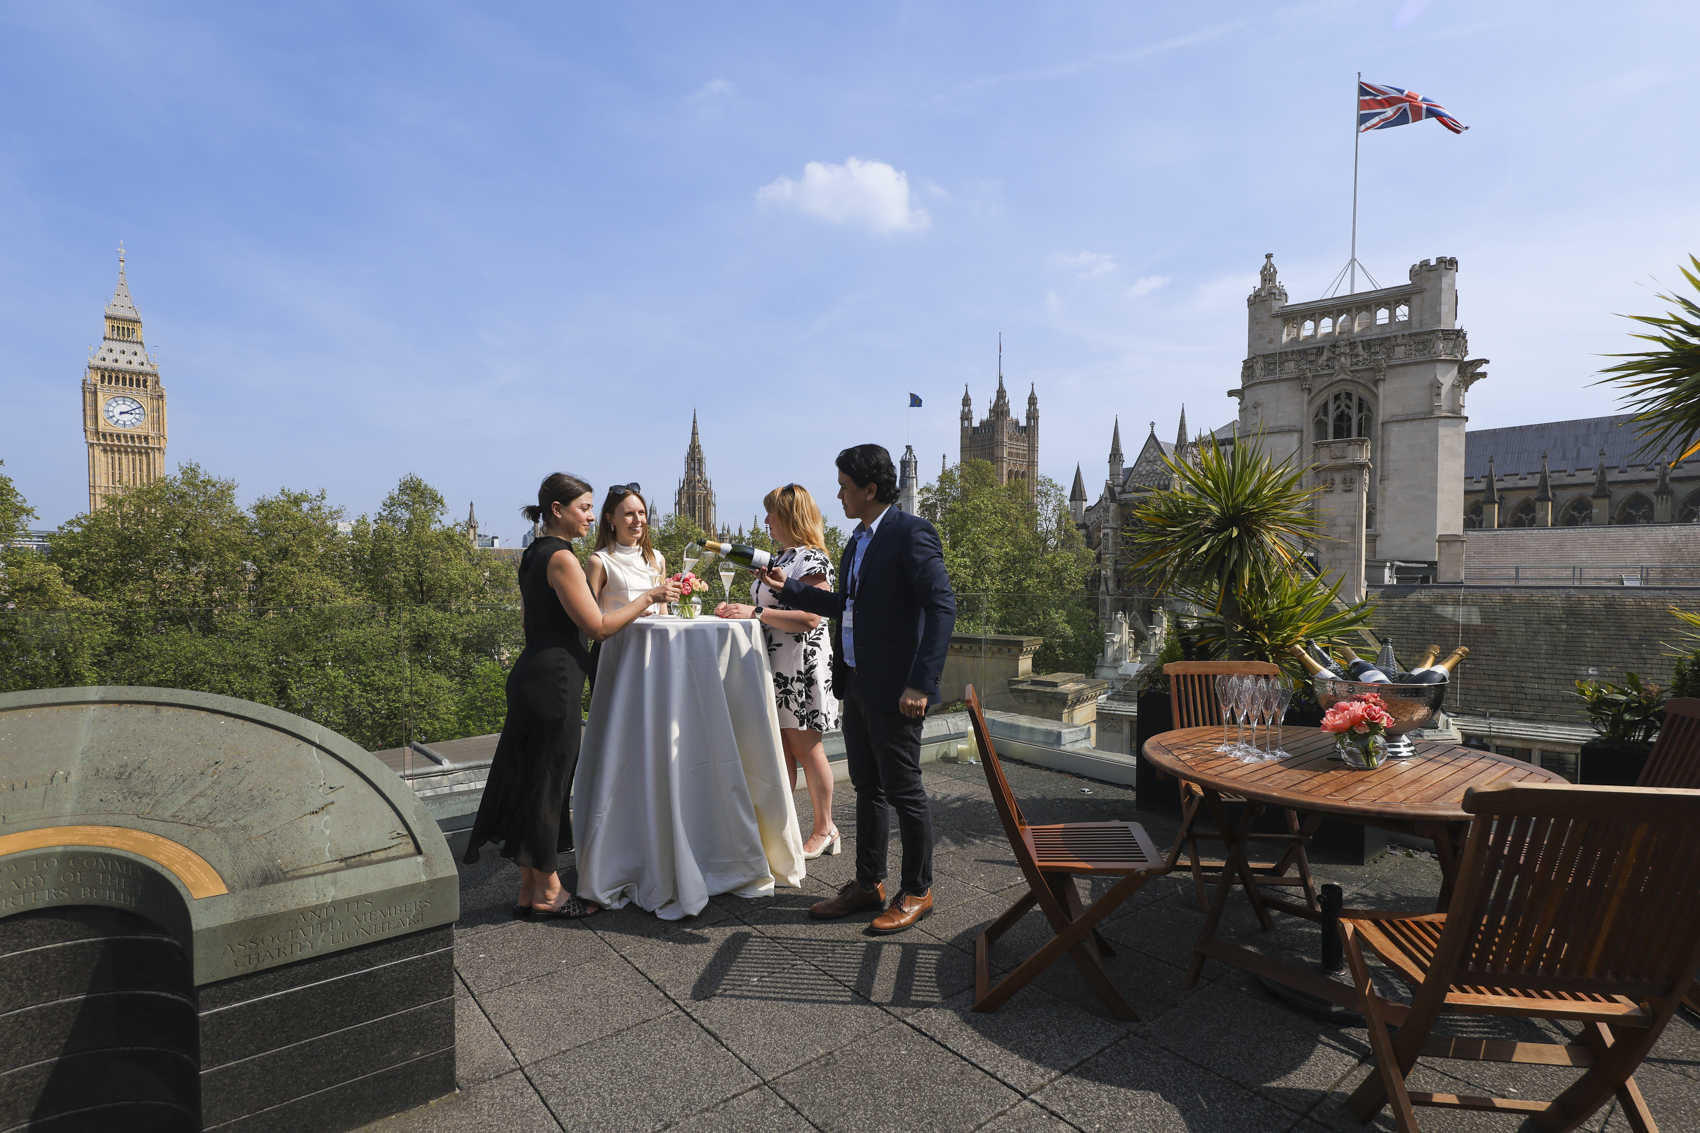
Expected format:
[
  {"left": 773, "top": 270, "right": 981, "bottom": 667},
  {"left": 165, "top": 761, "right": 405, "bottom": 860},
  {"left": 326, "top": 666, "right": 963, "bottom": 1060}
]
[{"left": 1574, "top": 672, "right": 1666, "bottom": 784}]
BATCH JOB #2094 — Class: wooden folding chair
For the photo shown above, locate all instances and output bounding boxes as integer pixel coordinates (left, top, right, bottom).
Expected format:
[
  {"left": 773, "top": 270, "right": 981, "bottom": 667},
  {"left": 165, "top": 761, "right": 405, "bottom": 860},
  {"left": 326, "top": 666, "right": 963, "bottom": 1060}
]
[
  {"left": 1163, "top": 661, "right": 1320, "bottom": 920},
  {"left": 1340, "top": 782, "right": 1700, "bottom": 1133},
  {"left": 1635, "top": 697, "right": 1700, "bottom": 1017},
  {"left": 965, "top": 685, "right": 1168, "bottom": 1020}
]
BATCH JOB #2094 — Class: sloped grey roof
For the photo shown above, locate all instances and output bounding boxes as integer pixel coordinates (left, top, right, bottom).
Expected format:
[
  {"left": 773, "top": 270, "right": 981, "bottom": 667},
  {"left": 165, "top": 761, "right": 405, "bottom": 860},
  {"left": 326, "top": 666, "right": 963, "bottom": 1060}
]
[{"left": 1465, "top": 414, "right": 1688, "bottom": 478}]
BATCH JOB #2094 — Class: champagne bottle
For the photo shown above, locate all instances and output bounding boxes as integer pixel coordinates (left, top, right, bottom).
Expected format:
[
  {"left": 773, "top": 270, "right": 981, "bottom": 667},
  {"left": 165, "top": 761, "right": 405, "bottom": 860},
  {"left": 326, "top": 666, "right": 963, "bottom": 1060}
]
[
  {"left": 1376, "top": 637, "right": 1399, "bottom": 676},
  {"left": 703, "top": 540, "right": 773, "bottom": 572},
  {"left": 1414, "top": 644, "right": 1440, "bottom": 671},
  {"left": 1291, "top": 643, "right": 1344, "bottom": 680},
  {"left": 1305, "top": 640, "right": 1336, "bottom": 673},
  {"left": 1339, "top": 646, "right": 1393, "bottom": 685},
  {"left": 1404, "top": 646, "right": 1468, "bottom": 685}
]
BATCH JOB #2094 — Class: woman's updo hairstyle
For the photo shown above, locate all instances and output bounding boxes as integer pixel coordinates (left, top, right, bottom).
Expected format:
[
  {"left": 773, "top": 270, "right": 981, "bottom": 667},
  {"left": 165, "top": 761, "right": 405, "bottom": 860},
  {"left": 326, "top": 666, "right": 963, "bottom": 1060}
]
[{"left": 521, "top": 472, "right": 594, "bottom": 525}]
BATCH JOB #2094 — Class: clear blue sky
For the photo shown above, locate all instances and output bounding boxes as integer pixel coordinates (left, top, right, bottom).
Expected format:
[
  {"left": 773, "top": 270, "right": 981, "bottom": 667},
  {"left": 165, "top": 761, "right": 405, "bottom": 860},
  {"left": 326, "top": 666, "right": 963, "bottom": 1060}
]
[{"left": 3, "top": 2, "right": 1696, "bottom": 541}]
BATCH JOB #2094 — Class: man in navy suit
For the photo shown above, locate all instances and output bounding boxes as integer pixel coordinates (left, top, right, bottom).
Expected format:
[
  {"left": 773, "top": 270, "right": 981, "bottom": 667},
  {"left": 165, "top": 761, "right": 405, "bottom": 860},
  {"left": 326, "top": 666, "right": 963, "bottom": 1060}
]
[{"left": 756, "top": 444, "right": 956, "bottom": 932}]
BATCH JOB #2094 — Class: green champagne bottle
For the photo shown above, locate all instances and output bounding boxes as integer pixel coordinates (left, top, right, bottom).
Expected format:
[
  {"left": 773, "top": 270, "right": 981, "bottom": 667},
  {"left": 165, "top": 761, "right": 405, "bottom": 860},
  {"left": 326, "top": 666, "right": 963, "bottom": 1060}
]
[{"left": 703, "top": 540, "right": 773, "bottom": 571}]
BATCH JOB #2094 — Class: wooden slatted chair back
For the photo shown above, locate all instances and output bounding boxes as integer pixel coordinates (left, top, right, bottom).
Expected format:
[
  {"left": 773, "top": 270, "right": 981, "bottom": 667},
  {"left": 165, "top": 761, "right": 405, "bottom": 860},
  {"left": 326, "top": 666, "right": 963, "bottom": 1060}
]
[
  {"left": 1437, "top": 783, "right": 1700, "bottom": 1001},
  {"left": 1638, "top": 697, "right": 1700, "bottom": 789},
  {"left": 1163, "top": 661, "right": 1280, "bottom": 730},
  {"left": 966, "top": 685, "right": 1028, "bottom": 842}
]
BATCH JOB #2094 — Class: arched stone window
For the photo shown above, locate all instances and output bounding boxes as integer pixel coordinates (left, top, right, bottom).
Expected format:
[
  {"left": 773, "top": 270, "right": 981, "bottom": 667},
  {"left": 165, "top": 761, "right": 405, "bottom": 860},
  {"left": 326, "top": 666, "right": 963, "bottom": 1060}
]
[
  {"left": 1681, "top": 490, "right": 1700, "bottom": 523},
  {"left": 1614, "top": 494, "right": 1654, "bottom": 524},
  {"left": 1375, "top": 306, "right": 1389, "bottom": 326},
  {"left": 1561, "top": 496, "right": 1594, "bottom": 526},
  {"left": 1282, "top": 321, "right": 1298, "bottom": 342},
  {"left": 1508, "top": 498, "right": 1538, "bottom": 527},
  {"left": 1395, "top": 303, "right": 1410, "bottom": 322},
  {"left": 1302, "top": 319, "right": 1315, "bottom": 338},
  {"left": 1320, "top": 316, "right": 1334, "bottom": 335},
  {"left": 1314, "top": 389, "right": 1373, "bottom": 443},
  {"left": 1464, "top": 499, "right": 1482, "bottom": 529},
  {"left": 1313, "top": 403, "right": 1328, "bottom": 442}
]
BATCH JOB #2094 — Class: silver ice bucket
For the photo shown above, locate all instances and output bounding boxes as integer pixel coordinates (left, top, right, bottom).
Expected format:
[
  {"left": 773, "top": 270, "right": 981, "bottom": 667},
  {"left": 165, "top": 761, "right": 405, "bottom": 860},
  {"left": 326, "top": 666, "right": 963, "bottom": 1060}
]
[{"left": 1311, "top": 678, "right": 1449, "bottom": 760}]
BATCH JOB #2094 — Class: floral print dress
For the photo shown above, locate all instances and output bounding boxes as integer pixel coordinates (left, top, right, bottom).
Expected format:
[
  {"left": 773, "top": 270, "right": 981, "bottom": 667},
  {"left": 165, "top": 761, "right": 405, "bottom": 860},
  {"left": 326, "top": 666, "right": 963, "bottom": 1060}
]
[{"left": 752, "top": 545, "right": 841, "bottom": 733}]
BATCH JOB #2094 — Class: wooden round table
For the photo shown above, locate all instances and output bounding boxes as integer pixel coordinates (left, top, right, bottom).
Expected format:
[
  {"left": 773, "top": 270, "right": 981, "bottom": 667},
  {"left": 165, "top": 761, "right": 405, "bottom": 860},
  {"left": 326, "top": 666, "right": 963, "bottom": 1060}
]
[{"left": 1142, "top": 726, "right": 1567, "bottom": 992}]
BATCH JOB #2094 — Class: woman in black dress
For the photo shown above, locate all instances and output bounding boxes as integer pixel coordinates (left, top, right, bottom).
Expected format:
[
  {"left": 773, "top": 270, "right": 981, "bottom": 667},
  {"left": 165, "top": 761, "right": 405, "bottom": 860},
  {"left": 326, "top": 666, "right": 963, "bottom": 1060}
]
[{"left": 463, "top": 472, "right": 679, "bottom": 918}]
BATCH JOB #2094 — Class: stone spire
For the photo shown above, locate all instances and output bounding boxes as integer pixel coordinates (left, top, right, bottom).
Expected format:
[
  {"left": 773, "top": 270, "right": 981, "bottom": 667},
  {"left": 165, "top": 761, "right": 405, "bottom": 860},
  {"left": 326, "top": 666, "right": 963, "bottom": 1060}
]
[
  {"left": 1591, "top": 447, "right": 1612, "bottom": 498},
  {"left": 896, "top": 445, "right": 919, "bottom": 515},
  {"left": 1069, "top": 464, "right": 1087, "bottom": 523},
  {"left": 1482, "top": 456, "right": 1499, "bottom": 505},
  {"left": 1108, "top": 417, "right": 1124, "bottom": 484},
  {"left": 106, "top": 242, "right": 142, "bottom": 325},
  {"left": 675, "top": 410, "right": 717, "bottom": 534},
  {"left": 1535, "top": 452, "right": 1553, "bottom": 502},
  {"left": 466, "top": 501, "right": 478, "bottom": 544},
  {"left": 1175, "top": 405, "right": 1189, "bottom": 456}
]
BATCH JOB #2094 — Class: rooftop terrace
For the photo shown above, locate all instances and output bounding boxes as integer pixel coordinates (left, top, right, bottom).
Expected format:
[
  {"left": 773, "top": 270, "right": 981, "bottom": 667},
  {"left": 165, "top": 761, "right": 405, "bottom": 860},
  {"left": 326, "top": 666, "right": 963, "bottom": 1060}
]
[{"left": 357, "top": 760, "right": 1700, "bottom": 1133}]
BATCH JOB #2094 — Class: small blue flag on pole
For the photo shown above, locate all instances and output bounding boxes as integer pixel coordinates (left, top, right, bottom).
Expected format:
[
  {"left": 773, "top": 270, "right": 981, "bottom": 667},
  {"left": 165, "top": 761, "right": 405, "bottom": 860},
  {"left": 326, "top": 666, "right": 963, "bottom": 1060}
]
[{"left": 909, "top": 393, "right": 923, "bottom": 407}]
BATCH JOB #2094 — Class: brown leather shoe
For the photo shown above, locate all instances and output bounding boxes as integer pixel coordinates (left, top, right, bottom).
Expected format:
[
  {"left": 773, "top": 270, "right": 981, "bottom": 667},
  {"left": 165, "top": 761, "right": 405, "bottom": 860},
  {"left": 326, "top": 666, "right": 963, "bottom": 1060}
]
[
  {"left": 870, "top": 889, "right": 933, "bottom": 934},
  {"left": 810, "top": 880, "right": 886, "bottom": 920}
]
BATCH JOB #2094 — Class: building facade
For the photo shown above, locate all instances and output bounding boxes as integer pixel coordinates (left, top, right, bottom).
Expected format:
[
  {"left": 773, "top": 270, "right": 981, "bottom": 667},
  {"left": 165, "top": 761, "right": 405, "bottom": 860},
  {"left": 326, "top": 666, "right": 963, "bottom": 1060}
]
[
  {"left": 960, "top": 346, "right": 1038, "bottom": 498},
  {"left": 83, "top": 246, "right": 167, "bottom": 512},
  {"left": 674, "top": 411, "right": 717, "bottom": 533}
]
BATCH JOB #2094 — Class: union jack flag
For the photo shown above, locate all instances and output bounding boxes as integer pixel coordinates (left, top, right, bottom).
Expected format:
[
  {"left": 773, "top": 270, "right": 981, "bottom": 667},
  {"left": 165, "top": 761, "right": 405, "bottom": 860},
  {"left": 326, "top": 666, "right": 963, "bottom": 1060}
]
[{"left": 1358, "top": 80, "right": 1468, "bottom": 134}]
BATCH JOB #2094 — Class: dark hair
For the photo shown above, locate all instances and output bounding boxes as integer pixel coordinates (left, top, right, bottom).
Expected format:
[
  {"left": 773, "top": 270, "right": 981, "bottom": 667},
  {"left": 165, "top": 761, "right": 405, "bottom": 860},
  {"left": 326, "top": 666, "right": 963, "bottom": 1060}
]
[
  {"left": 593, "top": 483, "right": 657, "bottom": 561},
  {"left": 835, "top": 444, "right": 898, "bottom": 504},
  {"left": 521, "top": 472, "right": 594, "bottom": 525}
]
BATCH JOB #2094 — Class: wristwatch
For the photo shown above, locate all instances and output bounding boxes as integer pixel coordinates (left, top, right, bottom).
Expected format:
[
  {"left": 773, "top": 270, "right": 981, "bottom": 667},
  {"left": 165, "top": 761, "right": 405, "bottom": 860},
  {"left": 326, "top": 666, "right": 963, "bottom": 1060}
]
[{"left": 751, "top": 607, "right": 763, "bottom": 623}]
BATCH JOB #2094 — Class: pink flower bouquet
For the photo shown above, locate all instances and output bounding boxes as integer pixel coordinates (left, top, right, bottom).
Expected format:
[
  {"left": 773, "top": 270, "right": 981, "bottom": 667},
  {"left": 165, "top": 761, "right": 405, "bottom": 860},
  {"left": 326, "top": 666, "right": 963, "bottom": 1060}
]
[
  {"left": 670, "top": 573, "right": 708, "bottom": 616},
  {"left": 1320, "top": 692, "right": 1396, "bottom": 768}
]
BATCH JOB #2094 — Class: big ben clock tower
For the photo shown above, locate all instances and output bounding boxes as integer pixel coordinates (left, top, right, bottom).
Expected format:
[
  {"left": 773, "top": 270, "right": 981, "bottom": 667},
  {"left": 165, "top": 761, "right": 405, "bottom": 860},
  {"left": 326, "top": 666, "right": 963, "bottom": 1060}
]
[{"left": 83, "top": 244, "right": 167, "bottom": 511}]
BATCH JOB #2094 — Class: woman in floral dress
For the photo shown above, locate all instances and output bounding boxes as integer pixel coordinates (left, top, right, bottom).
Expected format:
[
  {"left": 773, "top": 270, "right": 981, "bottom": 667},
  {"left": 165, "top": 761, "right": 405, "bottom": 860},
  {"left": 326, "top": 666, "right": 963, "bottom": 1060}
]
[{"left": 714, "top": 484, "right": 841, "bottom": 859}]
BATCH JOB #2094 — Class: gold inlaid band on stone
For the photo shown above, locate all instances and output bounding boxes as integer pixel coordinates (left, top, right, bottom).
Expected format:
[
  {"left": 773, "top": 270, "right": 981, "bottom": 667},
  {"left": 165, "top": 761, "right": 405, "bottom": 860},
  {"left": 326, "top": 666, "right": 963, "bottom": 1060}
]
[{"left": 0, "top": 825, "right": 229, "bottom": 898}]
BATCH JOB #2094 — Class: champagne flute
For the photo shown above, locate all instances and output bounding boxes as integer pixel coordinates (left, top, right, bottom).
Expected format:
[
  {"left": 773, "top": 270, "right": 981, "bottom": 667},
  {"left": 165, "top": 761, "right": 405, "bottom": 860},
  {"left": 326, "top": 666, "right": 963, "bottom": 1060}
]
[
  {"left": 1232, "top": 675, "right": 1252, "bottom": 756},
  {"left": 1271, "top": 679, "right": 1295, "bottom": 760},
  {"left": 719, "top": 563, "right": 737, "bottom": 609},
  {"left": 1213, "top": 674, "right": 1234, "bottom": 753},
  {"left": 682, "top": 541, "right": 701, "bottom": 577}
]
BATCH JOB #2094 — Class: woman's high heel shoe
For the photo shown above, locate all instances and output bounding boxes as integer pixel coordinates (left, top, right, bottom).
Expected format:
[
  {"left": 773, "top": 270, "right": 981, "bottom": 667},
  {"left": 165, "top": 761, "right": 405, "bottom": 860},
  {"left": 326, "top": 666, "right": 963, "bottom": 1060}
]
[{"left": 802, "top": 827, "right": 841, "bottom": 860}]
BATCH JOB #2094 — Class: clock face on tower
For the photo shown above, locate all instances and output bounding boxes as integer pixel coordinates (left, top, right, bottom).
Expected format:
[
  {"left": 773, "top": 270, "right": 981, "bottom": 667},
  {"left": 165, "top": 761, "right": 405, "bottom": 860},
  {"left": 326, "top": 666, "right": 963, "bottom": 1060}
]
[{"left": 103, "top": 395, "right": 145, "bottom": 429}]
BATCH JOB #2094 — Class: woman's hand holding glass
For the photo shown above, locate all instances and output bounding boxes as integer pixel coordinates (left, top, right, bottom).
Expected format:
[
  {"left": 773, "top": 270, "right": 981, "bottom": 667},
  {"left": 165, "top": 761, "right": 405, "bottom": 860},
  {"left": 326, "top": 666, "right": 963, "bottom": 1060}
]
[{"left": 649, "top": 578, "right": 683, "bottom": 608}]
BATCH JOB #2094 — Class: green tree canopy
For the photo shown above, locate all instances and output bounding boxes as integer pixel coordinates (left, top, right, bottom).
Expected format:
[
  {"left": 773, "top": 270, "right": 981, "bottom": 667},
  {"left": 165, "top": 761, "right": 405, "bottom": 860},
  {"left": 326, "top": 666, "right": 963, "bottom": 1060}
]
[
  {"left": 352, "top": 474, "right": 496, "bottom": 606},
  {"left": 51, "top": 463, "right": 253, "bottom": 608}
]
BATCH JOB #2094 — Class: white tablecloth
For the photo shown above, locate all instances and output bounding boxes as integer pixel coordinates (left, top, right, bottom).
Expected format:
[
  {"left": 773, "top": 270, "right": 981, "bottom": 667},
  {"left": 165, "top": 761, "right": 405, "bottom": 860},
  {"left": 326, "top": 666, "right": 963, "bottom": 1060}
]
[{"left": 576, "top": 616, "right": 806, "bottom": 919}]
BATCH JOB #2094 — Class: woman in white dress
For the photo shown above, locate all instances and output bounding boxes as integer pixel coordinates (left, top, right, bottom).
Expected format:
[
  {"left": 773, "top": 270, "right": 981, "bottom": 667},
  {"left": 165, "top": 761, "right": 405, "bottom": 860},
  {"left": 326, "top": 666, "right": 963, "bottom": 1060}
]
[
  {"left": 586, "top": 483, "right": 666, "bottom": 617},
  {"left": 715, "top": 484, "right": 841, "bottom": 859}
]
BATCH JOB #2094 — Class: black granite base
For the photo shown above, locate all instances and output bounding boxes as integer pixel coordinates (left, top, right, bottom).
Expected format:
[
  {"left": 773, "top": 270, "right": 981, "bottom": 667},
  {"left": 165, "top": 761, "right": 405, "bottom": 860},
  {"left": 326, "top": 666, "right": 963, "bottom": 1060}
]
[
  {"left": 0, "top": 907, "right": 199, "bottom": 1133},
  {"left": 197, "top": 925, "right": 455, "bottom": 1133}
]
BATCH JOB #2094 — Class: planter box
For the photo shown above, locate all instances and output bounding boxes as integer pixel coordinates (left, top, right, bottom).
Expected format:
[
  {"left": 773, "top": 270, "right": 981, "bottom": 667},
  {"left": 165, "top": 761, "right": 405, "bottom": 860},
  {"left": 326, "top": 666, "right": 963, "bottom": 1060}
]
[{"left": 1578, "top": 740, "right": 1652, "bottom": 786}]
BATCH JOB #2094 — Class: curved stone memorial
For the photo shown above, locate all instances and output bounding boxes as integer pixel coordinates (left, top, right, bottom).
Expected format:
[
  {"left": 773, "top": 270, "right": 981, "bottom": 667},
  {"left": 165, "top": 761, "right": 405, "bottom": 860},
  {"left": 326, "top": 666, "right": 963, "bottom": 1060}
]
[{"left": 0, "top": 686, "right": 460, "bottom": 1133}]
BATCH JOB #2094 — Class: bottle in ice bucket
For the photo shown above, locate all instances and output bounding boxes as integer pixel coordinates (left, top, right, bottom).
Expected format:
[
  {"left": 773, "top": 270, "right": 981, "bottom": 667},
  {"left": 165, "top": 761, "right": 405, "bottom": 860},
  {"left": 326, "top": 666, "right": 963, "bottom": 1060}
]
[
  {"left": 703, "top": 540, "right": 772, "bottom": 571},
  {"left": 1403, "top": 646, "right": 1468, "bottom": 685}
]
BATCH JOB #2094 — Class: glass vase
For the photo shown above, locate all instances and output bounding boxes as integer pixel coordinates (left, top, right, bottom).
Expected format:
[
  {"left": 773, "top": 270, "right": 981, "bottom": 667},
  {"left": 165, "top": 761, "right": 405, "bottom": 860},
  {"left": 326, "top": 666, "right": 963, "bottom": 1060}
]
[
  {"left": 677, "top": 601, "right": 700, "bottom": 620},
  {"left": 1337, "top": 733, "right": 1388, "bottom": 770}
]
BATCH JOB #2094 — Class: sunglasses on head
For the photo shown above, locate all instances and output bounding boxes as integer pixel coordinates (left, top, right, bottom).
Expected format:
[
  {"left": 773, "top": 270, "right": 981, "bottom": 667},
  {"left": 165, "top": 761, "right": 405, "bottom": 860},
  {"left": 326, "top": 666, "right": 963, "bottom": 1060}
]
[{"left": 610, "top": 483, "right": 643, "bottom": 497}]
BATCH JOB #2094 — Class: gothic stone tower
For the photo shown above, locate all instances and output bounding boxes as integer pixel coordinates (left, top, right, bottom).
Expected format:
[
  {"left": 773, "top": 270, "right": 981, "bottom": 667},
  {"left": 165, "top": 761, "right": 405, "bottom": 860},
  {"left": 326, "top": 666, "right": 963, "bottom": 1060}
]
[
  {"left": 1235, "top": 253, "right": 1485, "bottom": 590},
  {"left": 959, "top": 343, "right": 1039, "bottom": 500},
  {"left": 674, "top": 411, "right": 717, "bottom": 534},
  {"left": 84, "top": 245, "right": 168, "bottom": 512}
]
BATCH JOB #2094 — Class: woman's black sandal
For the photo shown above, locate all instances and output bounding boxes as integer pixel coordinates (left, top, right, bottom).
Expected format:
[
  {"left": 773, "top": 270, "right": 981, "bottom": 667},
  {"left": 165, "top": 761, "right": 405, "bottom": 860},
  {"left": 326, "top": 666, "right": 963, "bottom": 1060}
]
[
  {"left": 535, "top": 895, "right": 599, "bottom": 919},
  {"left": 512, "top": 904, "right": 534, "bottom": 918}
]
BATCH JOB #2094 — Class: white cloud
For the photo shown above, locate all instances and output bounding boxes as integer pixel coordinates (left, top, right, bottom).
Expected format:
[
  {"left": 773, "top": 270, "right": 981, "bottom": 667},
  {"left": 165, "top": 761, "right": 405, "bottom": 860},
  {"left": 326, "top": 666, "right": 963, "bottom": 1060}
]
[
  {"left": 1048, "top": 251, "right": 1117, "bottom": 278},
  {"left": 756, "top": 158, "right": 930, "bottom": 234},
  {"left": 1129, "top": 274, "right": 1171, "bottom": 298},
  {"left": 687, "top": 78, "right": 733, "bottom": 103}
]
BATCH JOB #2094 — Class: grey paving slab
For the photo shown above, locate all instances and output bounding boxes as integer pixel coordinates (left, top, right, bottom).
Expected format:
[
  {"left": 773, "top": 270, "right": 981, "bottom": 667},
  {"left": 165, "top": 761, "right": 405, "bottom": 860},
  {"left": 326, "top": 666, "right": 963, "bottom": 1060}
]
[
  {"left": 456, "top": 918, "right": 618, "bottom": 995},
  {"left": 356, "top": 1069, "right": 561, "bottom": 1133},
  {"left": 677, "top": 958, "right": 892, "bottom": 1078},
  {"left": 974, "top": 1100, "right": 1085, "bottom": 1132},
  {"left": 1146, "top": 981, "right": 1367, "bottom": 1114},
  {"left": 930, "top": 837, "right": 1032, "bottom": 895},
  {"left": 770, "top": 1023, "right": 1022, "bottom": 1133},
  {"left": 758, "top": 925, "right": 980, "bottom": 1015},
  {"left": 906, "top": 987, "right": 1128, "bottom": 1095},
  {"left": 528, "top": 1011, "right": 760, "bottom": 1133},
  {"left": 585, "top": 896, "right": 735, "bottom": 955},
  {"left": 664, "top": 1086, "right": 819, "bottom": 1133},
  {"left": 453, "top": 986, "right": 518, "bottom": 1087},
  {"left": 1029, "top": 1032, "right": 1305, "bottom": 1133},
  {"left": 475, "top": 955, "right": 672, "bottom": 1064}
]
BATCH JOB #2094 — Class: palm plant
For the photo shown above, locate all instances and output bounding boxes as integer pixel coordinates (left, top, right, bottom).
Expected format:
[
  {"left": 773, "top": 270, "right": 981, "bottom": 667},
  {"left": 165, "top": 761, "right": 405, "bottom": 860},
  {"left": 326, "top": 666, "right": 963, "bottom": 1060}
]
[
  {"left": 1186, "top": 566, "right": 1378, "bottom": 678},
  {"left": 1125, "top": 434, "right": 1337, "bottom": 659},
  {"left": 1596, "top": 254, "right": 1700, "bottom": 464}
]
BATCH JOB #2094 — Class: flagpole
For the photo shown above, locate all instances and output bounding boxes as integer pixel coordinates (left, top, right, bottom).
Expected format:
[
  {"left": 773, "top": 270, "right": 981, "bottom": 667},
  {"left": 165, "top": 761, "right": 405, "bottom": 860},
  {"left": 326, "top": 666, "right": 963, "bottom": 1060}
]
[{"left": 1350, "top": 72, "right": 1363, "bottom": 295}]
